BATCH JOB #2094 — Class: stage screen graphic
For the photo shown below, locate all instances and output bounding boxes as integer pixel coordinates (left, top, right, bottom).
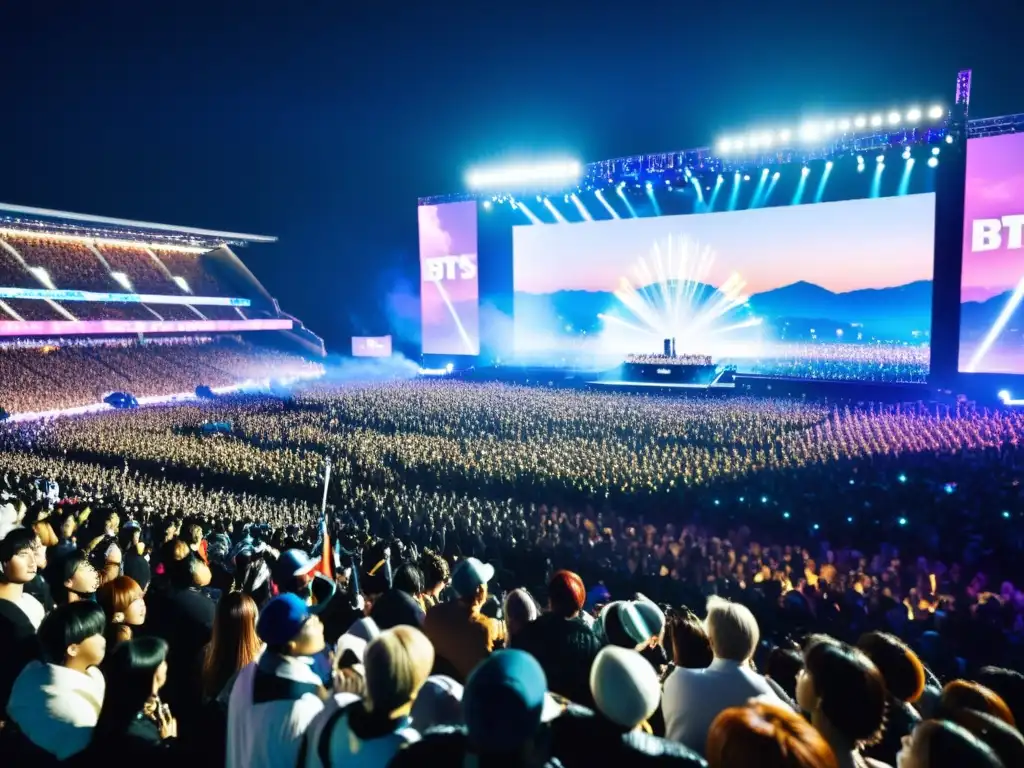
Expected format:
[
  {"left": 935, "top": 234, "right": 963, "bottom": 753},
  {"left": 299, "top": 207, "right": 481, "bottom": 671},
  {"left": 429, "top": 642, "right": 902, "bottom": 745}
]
[
  {"left": 419, "top": 201, "right": 479, "bottom": 356},
  {"left": 513, "top": 194, "right": 935, "bottom": 382},
  {"left": 352, "top": 335, "right": 392, "bottom": 357},
  {"left": 959, "top": 133, "right": 1024, "bottom": 374}
]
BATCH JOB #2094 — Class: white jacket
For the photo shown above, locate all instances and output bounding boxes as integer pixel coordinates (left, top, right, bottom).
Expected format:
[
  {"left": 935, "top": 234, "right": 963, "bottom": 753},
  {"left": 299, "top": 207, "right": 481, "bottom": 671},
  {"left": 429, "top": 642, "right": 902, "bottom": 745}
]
[
  {"left": 300, "top": 693, "right": 420, "bottom": 768},
  {"left": 7, "top": 661, "right": 105, "bottom": 760},
  {"left": 226, "top": 653, "right": 325, "bottom": 768},
  {"left": 662, "top": 657, "right": 781, "bottom": 755}
]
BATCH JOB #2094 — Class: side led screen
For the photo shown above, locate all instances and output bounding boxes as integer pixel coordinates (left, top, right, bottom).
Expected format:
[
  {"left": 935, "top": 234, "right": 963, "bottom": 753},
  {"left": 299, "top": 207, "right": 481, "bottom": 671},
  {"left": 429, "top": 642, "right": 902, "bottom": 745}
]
[
  {"left": 513, "top": 194, "right": 936, "bottom": 382},
  {"left": 419, "top": 201, "right": 479, "bottom": 355},
  {"left": 352, "top": 335, "right": 392, "bottom": 357},
  {"left": 959, "top": 133, "right": 1024, "bottom": 374}
]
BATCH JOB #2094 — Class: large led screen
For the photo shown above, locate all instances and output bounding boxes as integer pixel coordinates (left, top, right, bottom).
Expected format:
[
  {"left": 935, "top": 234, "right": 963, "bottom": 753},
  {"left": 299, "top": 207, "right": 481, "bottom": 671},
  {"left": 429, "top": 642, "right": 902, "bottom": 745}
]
[
  {"left": 514, "top": 194, "right": 936, "bottom": 382},
  {"left": 419, "top": 201, "right": 479, "bottom": 356},
  {"left": 959, "top": 133, "right": 1024, "bottom": 374}
]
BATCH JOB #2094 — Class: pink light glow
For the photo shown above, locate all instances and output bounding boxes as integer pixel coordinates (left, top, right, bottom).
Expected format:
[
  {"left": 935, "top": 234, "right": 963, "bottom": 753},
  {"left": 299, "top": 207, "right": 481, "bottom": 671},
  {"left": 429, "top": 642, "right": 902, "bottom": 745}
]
[{"left": 0, "top": 318, "right": 292, "bottom": 337}]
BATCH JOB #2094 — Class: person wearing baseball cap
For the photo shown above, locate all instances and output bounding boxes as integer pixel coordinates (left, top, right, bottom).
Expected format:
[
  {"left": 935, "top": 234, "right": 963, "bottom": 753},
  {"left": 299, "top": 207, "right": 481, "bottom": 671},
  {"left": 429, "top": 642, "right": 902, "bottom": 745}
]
[
  {"left": 226, "top": 593, "right": 329, "bottom": 768},
  {"left": 512, "top": 570, "right": 603, "bottom": 709},
  {"left": 423, "top": 557, "right": 506, "bottom": 683}
]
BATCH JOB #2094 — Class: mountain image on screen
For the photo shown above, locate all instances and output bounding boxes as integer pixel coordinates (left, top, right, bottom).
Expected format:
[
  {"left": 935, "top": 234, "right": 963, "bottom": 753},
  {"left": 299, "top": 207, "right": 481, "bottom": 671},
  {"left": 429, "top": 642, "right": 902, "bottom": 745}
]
[{"left": 514, "top": 279, "right": 932, "bottom": 340}]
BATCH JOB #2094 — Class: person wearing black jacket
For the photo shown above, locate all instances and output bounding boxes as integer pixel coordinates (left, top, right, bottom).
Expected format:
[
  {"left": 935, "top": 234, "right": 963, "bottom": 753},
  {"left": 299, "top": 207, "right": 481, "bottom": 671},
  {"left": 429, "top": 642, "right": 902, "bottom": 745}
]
[
  {"left": 550, "top": 647, "right": 707, "bottom": 768},
  {"left": 67, "top": 637, "right": 180, "bottom": 767},
  {"left": 512, "top": 570, "right": 603, "bottom": 709},
  {"left": 0, "top": 528, "right": 42, "bottom": 713}
]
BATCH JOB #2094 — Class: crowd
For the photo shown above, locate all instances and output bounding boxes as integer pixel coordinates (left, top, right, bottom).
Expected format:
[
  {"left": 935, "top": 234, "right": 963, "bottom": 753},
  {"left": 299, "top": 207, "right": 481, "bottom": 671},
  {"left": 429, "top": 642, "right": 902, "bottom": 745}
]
[
  {"left": 0, "top": 379, "right": 1022, "bottom": 767},
  {"left": 0, "top": 337, "right": 324, "bottom": 415},
  {"left": 0, "top": 233, "right": 229, "bottom": 298},
  {"left": 742, "top": 343, "right": 930, "bottom": 383},
  {"left": 625, "top": 354, "right": 715, "bottom": 367}
]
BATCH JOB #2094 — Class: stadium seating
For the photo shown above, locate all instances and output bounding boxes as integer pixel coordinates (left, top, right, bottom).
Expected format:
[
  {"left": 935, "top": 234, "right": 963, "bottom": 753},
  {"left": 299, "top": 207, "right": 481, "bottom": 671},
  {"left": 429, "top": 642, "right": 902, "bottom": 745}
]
[
  {"left": 0, "top": 235, "right": 253, "bottom": 325},
  {"left": 0, "top": 338, "right": 323, "bottom": 414}
]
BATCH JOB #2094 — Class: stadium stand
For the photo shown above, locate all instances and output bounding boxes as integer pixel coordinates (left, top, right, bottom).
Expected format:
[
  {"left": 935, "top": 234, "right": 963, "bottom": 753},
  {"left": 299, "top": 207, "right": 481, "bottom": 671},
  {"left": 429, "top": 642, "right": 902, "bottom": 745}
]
[{"left": 0, "top": 337, "right": 323, "bottom": 414}]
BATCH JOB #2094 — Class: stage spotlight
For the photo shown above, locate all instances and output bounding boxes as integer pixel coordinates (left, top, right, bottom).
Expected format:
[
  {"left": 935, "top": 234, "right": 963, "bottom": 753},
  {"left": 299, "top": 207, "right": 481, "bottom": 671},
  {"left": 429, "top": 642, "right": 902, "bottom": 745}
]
[
  {"left": 856, "top": 155, "right": 864, "bottom": 164},
  {"left": 870, "top": 114, "right": 883, "bottom": 127},
  {"left": 928, "top": 105, "right": 944, "bottom": 119},
  {"left": 482, "top": 200, "right": 492, "bottom": 210},
  {"left": 927, "top": 156, "right": 939, "bottom": 168},
  {"left": 734, "top": 171, "right": 741, "bottom": 178},
  {"left": 465, "top": 159, "right": 582, "bottom": 190},
  {"left": 906, "top": 107, "right": 922, "bottom": 122},
  {"left": 717, "top": 174, "right": 724, "bottom": 182},
  {"left": 931, "top": 147, "right": 940, "bottom": 156},
  {"left": 734, "top": 139, "right": 746, "bottom": 151},
  {"left": 718, "top": 139, "right": 732, "bottom": 153},
  {"left": 876, "top": 154, "right": 885, "bottom": 163},
  {"left": 778, "top": 129, "right": 792, "bottom": 143},
  {"left": 854, "top": 115, "right": 867, "bottom": 129},
  {"left": 825, "top": 160, "right": 833, "bottom": 170},
  {"left": 743, "top": 174, "right": 750, "bottom": 181},
  {"left": 945, "top": 134, "right": 953, "bottom": 144},
  {"left": 799, "top": 122, "right": 820, "bottom": 141},
  {"left": 801, "top": 166, "right": 809, "bottom": 175},
  {"left": 888, "top": 111, "right": 901, "bottom": 125},
  {"left": 837, "top": 118, "right": 851, "bottom": 131},
  {"left": 902, "top": 148, "right": 912, "bottom": 160},
  {"left": 445, "top": 363, "right": 454, "bottom": 373},
  {"left": 536, "top": 195, "right": 543, "bottom": 202},
  {"left": 857, "top": 164, "right": 865, "bottom": 173},
  {"left": 772, "top": 171, "right": 780, "bottom": 180},
  {"left": 645, "top": 181, "right": 653, "bottom": 190}
]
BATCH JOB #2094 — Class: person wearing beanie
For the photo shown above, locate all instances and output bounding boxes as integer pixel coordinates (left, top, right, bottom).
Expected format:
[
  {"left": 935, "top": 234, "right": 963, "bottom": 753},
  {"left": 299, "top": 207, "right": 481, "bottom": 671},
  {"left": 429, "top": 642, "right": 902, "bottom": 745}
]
[
  {"left": 226, "top": 593, "right": 329, "bottom": 768},
  {"left": 423, "top": 557, "right": 505, "bottom": 683},
  {"left": 512, "top": 570, "right": 603, "bottom": 709},
  {"left": 549, "top": 647, "right": 707, "bottom": 767},
  {"left": 389, "top": 649, "right": 563, "bottom": 768},
  {"left": 599, "top": 600, "right": 652, "bottom": 649},
  {"left": 663, "top": 596, "right": 779, "bottom": 755}
]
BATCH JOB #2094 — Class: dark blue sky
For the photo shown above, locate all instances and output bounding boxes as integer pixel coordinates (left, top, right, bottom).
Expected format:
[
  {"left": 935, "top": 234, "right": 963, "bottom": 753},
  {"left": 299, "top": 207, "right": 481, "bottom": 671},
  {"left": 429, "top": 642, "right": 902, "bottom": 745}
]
[{"left": 0, "top": 1, "right": 1020, "bottom": 350}]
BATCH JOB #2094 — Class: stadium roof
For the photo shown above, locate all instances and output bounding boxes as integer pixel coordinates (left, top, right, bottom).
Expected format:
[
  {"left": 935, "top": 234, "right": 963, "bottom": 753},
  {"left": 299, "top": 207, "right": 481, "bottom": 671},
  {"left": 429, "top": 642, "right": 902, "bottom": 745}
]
[{"left": 0, "top": 201, "right": 277, "bottom": 249}]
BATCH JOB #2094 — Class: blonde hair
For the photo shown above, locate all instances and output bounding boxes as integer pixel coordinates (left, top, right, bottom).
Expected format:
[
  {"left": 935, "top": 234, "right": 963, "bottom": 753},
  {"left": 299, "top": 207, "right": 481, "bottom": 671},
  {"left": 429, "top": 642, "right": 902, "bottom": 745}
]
[
  {"left": 705, "top": 596, "right": 759, "bottom": 662},
  {"left": 363, "top": 626, "right": 434, "bottom": 715}
]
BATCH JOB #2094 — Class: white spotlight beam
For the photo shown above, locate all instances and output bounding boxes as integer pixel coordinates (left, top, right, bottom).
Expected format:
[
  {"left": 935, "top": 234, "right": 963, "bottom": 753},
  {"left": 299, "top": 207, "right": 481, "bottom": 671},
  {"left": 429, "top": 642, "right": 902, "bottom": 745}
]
[
  {"left": 965, "top": 274, "right": 1024, "bottom": 372},
  {"left": 465, "top": 160, "right": 582, "bottom": 190},
  {"left": 512, "top": 199, "right": 543, "bottom": 225},
  {"left": 542, "top": 197, "right": 568, "bottom": 223},
  {"left": 593, "top": 190, "right": 620, "bottom": 219},
  {"left": 569, "top": 193, "right": 593, "bottom": 221}
]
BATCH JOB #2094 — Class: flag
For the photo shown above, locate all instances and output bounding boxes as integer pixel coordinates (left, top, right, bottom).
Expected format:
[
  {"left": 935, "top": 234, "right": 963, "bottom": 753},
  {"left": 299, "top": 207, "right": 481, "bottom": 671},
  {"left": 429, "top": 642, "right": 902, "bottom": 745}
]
[{"left": 312, "top": 513, "right": 333, "bottom": 579}]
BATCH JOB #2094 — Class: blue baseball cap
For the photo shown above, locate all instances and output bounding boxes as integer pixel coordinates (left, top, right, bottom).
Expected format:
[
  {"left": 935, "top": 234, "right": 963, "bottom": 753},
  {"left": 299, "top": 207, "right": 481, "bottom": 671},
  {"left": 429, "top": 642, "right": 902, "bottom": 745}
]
[
  {"left": 257, "top": 593, "right": 312, "bottom": 646},
  {"left": 274, "top": 548, "right": 319, "bottom": 585},
  {"left": 464, "top": 650, "right": 547, "bottom": 751},
  {"left": 451, "top": 557, "right": 494, "bottom": 599}
]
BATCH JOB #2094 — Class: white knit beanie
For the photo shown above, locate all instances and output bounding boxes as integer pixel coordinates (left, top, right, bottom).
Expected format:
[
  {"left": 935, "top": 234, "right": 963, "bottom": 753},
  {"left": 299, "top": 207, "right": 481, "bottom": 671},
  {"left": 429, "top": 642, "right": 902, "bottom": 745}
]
[{"left": 589, "top": 646, "right": 661, "bottom": 729}]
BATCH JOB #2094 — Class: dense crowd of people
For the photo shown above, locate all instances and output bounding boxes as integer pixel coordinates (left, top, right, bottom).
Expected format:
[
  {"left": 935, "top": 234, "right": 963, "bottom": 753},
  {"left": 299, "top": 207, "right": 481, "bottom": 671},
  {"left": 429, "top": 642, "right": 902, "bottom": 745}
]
[
  {"left": 0, "top": 234, "right": 226, "bottom": 297},
  {"left": 743, "top": 342, "right": 930, "bottom": 383},
  {"left": 0, "top": 378, "right": 1022, "bottom": 766},
  {"left": 625, "top": 354, "right": 715, "bottom": 367},
  {"left": 0, "top": 337, "right": 323, "bottom": 415}
]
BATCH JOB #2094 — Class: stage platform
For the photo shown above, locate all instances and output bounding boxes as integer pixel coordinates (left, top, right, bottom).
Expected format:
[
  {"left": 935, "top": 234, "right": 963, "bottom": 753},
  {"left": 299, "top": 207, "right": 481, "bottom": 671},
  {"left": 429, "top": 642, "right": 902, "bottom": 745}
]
[{"left": 589, "top": 379, "right": 736, "bottom": 390}]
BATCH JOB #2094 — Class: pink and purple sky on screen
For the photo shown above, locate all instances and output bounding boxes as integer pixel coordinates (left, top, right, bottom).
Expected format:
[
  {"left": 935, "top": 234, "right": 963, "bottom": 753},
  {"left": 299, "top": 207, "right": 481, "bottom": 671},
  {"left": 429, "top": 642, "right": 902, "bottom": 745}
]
[
  {"left": 513, "top": 194, "right": 935, "bottom": 296},
  {"left": 418, "top": 201, "right": 478, "bottom": 323},
  {"left": 961, "top": 132, "right": 1024, "bottom": 303}
]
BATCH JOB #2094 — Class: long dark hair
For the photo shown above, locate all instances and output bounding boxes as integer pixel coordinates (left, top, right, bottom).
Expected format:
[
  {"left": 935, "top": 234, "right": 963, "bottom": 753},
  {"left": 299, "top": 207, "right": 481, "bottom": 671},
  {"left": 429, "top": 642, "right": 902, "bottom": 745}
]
[
  {"left": 202, "top": 592, "right": 262, "bottom": 699},
  {"left": 92, "top": 636, "right": 168, "bottom": 742}
]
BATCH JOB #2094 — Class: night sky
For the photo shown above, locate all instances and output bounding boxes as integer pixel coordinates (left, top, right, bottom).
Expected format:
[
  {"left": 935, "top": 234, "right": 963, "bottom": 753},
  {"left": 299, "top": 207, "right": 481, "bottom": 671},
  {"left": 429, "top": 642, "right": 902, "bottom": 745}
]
[{"left": 0, "top": 1, "right": 1021, "bottom": 351}]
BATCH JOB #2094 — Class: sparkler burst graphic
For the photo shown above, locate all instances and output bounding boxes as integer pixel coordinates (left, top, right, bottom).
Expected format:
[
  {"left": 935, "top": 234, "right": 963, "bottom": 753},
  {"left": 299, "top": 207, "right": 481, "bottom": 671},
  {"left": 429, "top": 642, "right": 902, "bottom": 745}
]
[{"left": 596, "top": 235, "right": 763, "bottom": 356}]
